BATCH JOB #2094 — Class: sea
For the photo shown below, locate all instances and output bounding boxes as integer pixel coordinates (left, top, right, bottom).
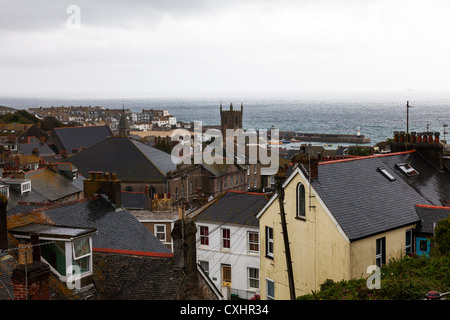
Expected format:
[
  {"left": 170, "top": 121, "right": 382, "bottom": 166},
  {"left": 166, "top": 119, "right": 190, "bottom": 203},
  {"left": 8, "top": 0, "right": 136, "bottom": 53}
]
[{"left": 0, "top": 91, "right": 449, "bottom": 148}]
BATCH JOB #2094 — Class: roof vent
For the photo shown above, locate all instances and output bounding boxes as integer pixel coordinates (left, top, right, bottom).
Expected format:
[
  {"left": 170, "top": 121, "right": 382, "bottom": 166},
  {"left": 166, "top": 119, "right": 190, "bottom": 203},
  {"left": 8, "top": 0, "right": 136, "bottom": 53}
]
[
  {"left": 377, "top": 167, "right": 396, "bottom": 181},
  {"left": 395, "top": 163, "right": 419, "bottom": 177}
]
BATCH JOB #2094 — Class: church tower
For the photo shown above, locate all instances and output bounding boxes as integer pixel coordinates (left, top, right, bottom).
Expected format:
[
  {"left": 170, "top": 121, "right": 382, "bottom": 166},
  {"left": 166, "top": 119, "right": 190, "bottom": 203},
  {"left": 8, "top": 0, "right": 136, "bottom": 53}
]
[
  {"left": 118, "top": 106, "right": 130, "bottom": 137},
  {"left": 220, "top": 102, "right": 243, "bottom": 134}
]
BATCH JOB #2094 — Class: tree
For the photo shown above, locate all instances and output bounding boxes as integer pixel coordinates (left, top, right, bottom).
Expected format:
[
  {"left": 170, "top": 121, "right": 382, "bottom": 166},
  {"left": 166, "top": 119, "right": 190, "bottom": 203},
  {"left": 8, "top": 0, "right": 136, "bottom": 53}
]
[
  {"left": 430, "top": 216, "right": 450, "bottom": 256},
  {"left": 40, "top": 116, "right": 63, "bottom": 131},
  {"left": 347, "top": 146, "right": 371, "bottom": 156}
]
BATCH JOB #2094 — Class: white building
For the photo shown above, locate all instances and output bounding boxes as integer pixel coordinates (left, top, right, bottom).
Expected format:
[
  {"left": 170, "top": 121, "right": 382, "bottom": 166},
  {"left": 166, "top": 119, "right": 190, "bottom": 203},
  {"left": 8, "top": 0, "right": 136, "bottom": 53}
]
[{"left": 190, "top": 190, "right": 268, "bottom": 300}]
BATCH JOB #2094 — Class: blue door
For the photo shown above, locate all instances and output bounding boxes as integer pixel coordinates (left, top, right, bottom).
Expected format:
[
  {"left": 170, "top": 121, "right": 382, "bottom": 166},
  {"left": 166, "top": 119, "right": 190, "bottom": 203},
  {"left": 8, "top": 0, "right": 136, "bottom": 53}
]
[{"left": 415, "top": 237, "right": 430, "bottom": 256}]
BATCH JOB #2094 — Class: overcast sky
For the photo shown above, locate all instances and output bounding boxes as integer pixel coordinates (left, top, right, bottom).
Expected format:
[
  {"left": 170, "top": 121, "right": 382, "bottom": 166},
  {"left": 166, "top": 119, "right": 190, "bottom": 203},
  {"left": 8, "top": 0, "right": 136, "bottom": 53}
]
[{"left": 1, "top": 0, "right": 450, "bottom": 97}]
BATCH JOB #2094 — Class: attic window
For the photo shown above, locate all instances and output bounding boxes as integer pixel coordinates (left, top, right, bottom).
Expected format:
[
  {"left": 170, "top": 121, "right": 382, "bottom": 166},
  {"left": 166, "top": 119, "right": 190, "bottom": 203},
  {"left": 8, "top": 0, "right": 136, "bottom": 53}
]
[
  {"left": 377, "top": 167, "right": 396, "bottom": 181},
  {"left": 9, "top": 223, "right": 97, "bottom": 282},
  {"left": 395, "top": 163, "right": 419, "bottom": 177},
  {"left": 21, "top": 181, "right": 31, "bottom": 194}
]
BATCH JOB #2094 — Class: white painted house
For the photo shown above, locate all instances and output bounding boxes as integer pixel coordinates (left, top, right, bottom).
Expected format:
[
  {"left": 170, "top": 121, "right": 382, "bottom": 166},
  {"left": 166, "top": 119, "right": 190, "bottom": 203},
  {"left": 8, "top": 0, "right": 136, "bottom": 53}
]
[{"left": 190, "top": 190, "right": 268, "bottom": 300}]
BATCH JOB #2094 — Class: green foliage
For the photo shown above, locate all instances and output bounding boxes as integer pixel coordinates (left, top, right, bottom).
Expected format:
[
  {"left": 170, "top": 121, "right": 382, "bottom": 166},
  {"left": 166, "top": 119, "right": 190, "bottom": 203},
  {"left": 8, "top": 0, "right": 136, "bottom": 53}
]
[
  {"left": 430, "top": 216, "right": 450, "bottom": 257},
  {"left": 0, "top": 110, "right": 39, "bottom": 124},
  {"left": 40, "top": 116, "right": 64, "bottom": 131},
  {"left": 154, "top": 138, "right": 173, "bottom": 154},
  {"left": 298, "top": 254, "right": 450, "bottom": 300},
  {"left": 347, "top": 145, "right": 371, "bottom": 156}
]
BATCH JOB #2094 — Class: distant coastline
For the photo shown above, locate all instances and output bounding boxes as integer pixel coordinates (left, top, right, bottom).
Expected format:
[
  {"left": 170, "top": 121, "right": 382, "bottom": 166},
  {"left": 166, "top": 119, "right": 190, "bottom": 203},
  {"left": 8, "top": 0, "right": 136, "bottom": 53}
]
[{"left": 0, "top": 93, "right": 448, "bottom": 146}]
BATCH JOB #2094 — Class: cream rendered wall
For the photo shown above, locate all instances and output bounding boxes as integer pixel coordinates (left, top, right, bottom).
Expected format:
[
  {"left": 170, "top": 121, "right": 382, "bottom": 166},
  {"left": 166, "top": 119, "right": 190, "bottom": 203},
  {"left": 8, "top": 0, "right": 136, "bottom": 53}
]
[
  {"left": 349, "top": 225, "right": 416, "bottom": 279},
  {"left": 259, "top": 168, "right": 417, "bottom": 300},
  {"left": 259, "top": 169, "right": 351, "bottom": 300}
]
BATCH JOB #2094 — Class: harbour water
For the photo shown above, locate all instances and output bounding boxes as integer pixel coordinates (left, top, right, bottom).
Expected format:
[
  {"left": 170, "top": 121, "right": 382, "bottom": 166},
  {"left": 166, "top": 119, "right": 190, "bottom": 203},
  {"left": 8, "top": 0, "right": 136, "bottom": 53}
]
[{"left": 0, "top": 92, "right": 449, "bottom": 147}]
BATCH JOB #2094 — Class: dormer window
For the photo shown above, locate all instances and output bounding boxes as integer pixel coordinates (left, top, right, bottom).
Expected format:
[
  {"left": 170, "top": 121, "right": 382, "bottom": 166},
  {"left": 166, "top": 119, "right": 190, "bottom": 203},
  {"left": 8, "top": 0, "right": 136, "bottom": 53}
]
[
  {"left": 395, "top": 163, "right": 419, "bottom": 177},
  {"left": 21, "top": 181, "right": 31, "bottom": 194},
  {"left": 9, "top": 223, "right": 97, "bottom": 284},
  {"left": 0, "top": 185, "right": 9, "bottom": 198}
]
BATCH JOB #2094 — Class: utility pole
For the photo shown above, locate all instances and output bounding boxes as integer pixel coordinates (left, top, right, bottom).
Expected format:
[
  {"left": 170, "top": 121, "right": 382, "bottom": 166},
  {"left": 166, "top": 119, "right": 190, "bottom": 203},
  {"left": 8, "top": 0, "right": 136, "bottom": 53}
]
[
  {"left": 444, "top": 124, "right": 448, "bottom": 142},
  {"left": 275, "top": 167, "right": 296, "bottom": 300},
  {"left": 406, "top": 101, "right": 414, "bottom": 136}
]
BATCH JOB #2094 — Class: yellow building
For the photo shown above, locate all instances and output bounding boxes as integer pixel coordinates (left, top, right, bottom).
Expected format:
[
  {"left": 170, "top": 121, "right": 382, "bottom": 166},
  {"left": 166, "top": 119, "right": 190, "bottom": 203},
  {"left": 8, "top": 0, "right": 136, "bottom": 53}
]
[{"left": 257, "top": 150, "right": 448, "bottom": 300}]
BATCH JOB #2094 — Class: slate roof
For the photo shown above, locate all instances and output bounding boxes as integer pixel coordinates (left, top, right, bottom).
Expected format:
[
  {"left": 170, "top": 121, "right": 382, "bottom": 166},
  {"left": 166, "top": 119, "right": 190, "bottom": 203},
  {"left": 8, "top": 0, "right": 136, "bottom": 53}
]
[
  {"left": 3, "top": 196, "right": 218, "bottom": 300},
  {"left": 0, "top": 255, "right": 16, "bottom": 300},
  {"left": 39, "top": 196, "right": 172, "bottom": 254},
  {"left": 194, "top": 191, "right": 268, "bottom": 227},
  {"left": 48, "top": 125, "right": 112, "bottom": 154},
  {"left": 92, "top": 252, "right": 184, "bottom": 300},
  {"left": 378, "top": 151, "right": 450, "bottom": 206},
  {"left": 66, "top": 136, "right": 177, "bottom": 181},
  {"left": 19, "top": 140, "right": 56, "bottom": 156},
  {"left": 415, "top": 205, "right": 450, "bottom": 235},
  {"left": 121, "top": 191, "right": 146, "bottom": 209},
  {"left": 310, "top": 151, "right": 443, "bottom": 241},
  {"left": 2, "top": 168, "right": 84, "bottom": 208}
]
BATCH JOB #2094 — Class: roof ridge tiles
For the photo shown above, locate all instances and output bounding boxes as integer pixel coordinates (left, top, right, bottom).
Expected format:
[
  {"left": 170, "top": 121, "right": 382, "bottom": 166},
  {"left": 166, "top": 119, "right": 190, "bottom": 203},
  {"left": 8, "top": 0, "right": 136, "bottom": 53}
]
[
  {"left": 226, "top": 190, "right": 267, "bottom": 196},
  {"left": 16, "top": 195, "right": 100, "bottom": 215},
  {"left": 415, "top": 204, "right": 450, "bottom": 210},
  {"left": 92, "top": 247, "right": 174, "bottom": 258},
  {"left": 318, "top": 150, "right": 416, "bottom": 166}
]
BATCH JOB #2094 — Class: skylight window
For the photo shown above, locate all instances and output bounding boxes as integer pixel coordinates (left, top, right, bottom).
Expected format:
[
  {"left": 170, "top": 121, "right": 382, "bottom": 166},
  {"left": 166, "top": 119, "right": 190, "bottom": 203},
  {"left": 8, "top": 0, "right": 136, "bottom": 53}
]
[
  {"left": 395, "top": 163, "right": 419, "bottom": 177},
  {"left": 377, "top": 167, "right": 396, "bottom": 181}
]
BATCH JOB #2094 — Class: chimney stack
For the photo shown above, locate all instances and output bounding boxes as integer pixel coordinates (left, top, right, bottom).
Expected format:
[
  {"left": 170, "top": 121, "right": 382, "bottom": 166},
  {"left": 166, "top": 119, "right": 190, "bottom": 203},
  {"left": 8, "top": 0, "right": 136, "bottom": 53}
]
[
  {"left": 144, "top": 185, "right": 152, "bottom": 211},
  {"left": 12, "top": 233, "right": 51, "bottom": 300},
  {"left": 84, "top": 171, "right": 122, "bottom": 208},
  {"left": 171, "top": 217, "right": 197, "bottom": 275},
  {"left": 310, "top": 158, "right": 319, "bottom": 179}
]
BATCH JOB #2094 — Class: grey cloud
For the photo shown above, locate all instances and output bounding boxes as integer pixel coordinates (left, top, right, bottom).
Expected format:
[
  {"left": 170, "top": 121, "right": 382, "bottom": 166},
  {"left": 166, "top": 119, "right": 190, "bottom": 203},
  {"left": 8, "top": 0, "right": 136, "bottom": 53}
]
[{"left": 0, "top": 0, "right": 235, "bottom": 32}]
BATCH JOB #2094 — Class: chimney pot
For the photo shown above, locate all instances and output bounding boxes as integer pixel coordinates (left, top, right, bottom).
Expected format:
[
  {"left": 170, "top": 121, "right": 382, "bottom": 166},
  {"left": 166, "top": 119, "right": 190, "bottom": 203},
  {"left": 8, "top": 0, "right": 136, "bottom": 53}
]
[
  {"left": 428, "top": 132, "right": 433, "bottom": 144},
  {"left": 95, "top": 171, "right": 103, "bottom": 180},
  {"left": 434, "top": 132, "right": 440, "bottom": 144}
]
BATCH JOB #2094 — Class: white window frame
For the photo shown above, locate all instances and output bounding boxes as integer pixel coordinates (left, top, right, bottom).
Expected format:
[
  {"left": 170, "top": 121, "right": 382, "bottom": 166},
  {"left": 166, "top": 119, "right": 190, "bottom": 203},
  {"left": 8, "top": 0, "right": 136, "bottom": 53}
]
[
  {"left": 154, "top": 224, "right": 166, "bottom": 242},
  {"left": 405, "top": 229, "right": 413, "bottom": 255},
  {"left": 376, "top": 237, "right": 386, "bottom": 267},
  {"left": 296, "top": 183, "right": 306, "bottom": 219},
  {"left": 248, "top": 231, "right": 259, "bottom": 254},
  {"left": 21, "top": 181, "right": 31, "bottom": 194},
  {"left": 221, "top": 228, "right": 231, "bottom": 250},
  {"left": 248, "top": 267, "right": 259, "bottom": 289},
  {"left": 72, "top": 237, "right": 93, "bottom": 275},
  {"left": 199, "top": 260, "right": 209, "bottom": 276},
  {"left": 266, "top": 227, "right": 273, "bottom": 258},
  {"left": 199, "top": 225, "right": 209, "bottom": 246}
]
